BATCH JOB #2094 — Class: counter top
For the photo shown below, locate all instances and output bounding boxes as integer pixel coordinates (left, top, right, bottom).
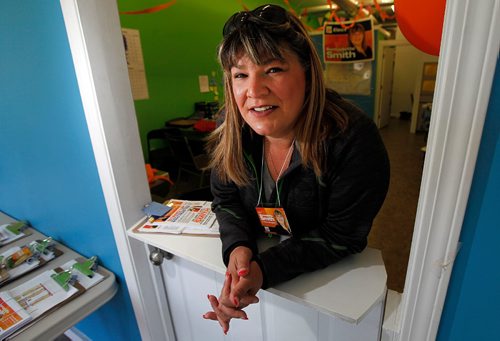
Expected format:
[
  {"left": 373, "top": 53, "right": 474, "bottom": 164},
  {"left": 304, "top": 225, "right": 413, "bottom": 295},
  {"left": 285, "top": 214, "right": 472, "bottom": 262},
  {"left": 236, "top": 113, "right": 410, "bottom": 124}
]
[
  {"left": 128, "top": 221, "right": 386, "bottom": 323},
  {"left": 0, "top": 211, "right": 118, "bottom": 340}
]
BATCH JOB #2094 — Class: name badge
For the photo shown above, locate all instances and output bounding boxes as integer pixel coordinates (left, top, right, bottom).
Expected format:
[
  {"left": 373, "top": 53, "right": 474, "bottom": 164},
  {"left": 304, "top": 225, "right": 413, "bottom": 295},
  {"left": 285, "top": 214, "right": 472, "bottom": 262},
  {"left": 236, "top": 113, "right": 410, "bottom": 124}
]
[{"left": 255, "top": 207, "right": 292, "bottom": 236}]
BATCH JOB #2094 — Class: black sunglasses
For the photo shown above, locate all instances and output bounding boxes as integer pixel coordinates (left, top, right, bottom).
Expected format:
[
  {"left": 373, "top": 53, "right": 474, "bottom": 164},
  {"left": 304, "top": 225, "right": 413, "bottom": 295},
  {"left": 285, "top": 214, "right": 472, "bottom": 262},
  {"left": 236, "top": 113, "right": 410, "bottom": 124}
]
[{"left": 222, "top": 4, "right": 289, "bottom": 37}]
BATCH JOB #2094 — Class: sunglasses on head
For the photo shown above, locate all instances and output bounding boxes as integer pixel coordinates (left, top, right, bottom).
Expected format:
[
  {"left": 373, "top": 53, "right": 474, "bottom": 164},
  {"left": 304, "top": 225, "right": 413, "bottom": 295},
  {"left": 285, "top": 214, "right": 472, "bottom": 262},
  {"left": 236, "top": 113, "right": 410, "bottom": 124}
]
[{"left": 222, "top": 4, "right": 289, "bottom": 37}]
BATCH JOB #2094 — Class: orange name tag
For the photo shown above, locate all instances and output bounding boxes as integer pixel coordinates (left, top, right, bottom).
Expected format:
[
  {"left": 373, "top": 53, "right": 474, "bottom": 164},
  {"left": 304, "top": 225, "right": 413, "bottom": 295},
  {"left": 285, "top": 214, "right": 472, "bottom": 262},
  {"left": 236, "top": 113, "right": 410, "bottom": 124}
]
[{"left": 255, "top": 207, "right": 292, "bottom": 236}]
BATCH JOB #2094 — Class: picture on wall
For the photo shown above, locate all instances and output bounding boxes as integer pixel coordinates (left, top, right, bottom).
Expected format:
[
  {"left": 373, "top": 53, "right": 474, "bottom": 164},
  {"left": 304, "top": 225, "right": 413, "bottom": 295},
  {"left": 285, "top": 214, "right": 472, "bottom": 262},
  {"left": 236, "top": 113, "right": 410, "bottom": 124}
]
[
  {"left": 323, "top": 18, "right": 374, "bottom": 63},
  {"left": 122, "top": 28, "right": 149, "bottom": 100}
]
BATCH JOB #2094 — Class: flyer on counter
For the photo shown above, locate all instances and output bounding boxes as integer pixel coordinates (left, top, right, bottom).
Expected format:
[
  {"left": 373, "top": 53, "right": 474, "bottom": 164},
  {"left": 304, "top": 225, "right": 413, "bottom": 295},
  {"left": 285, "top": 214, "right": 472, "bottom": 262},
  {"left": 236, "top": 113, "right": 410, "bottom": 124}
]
[{"left": 135, "top": 200, "right": 219, "bottom": 236}]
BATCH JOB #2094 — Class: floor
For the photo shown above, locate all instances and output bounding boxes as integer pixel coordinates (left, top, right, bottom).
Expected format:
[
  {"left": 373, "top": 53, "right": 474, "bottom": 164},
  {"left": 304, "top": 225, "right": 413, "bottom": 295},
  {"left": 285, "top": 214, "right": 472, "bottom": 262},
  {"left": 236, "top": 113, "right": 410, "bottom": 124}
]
[
  {"left": 369, "top": 117, "right": 426, "bottom": 292},
  {"left": 152, "top": 117, "right": 426, "bottom": 293}
]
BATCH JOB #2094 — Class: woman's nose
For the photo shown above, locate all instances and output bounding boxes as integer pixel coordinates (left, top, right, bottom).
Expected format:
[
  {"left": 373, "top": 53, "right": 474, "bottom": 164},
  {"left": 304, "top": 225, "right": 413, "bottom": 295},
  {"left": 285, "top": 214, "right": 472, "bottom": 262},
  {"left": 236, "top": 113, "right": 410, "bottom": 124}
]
[{"left": 247, "top": 75, "right": 269, "bottom": 98}]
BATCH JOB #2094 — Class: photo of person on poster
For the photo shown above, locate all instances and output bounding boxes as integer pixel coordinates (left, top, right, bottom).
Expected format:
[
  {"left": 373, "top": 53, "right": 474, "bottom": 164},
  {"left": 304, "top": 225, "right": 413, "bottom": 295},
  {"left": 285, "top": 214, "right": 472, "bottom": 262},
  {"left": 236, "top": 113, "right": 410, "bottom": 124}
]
[
  {"left": 323, "top": 18, "right": 374, "bottom": 63},
  {"left": 273, "top": 209, "right": 291, "bottom": 235},
  {"left": 344, "top": 23, "right": 372, "bottom": 61}
]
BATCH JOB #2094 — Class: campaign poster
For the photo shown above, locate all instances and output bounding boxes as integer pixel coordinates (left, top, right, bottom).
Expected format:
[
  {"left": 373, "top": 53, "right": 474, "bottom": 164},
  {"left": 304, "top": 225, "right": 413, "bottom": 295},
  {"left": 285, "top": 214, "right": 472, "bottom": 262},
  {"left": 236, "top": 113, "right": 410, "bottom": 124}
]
[{"left": 323, "top": 18, "right": 374, "bottom": 63}]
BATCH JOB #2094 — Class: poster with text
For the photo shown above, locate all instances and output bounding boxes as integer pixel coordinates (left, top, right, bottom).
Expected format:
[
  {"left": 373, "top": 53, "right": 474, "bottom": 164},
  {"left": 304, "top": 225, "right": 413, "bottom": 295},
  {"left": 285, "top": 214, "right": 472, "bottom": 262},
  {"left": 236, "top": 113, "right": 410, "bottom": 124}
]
[
  {"left": 122, "top": 28, "right": 149, "bottom": 100},
  {"left": 323, "top": 18, "right": 374, "bottom": 63}
]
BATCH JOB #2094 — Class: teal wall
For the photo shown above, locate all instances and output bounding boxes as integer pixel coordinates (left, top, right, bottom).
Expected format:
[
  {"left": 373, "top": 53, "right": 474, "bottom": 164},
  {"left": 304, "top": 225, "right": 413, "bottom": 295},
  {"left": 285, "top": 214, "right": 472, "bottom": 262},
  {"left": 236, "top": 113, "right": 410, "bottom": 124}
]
[
  {"left": 0, "top": 1, "right": 140, "bottom": 340},
  {"left": 437, "top": 60, "right": 500, "bottom": 340}
]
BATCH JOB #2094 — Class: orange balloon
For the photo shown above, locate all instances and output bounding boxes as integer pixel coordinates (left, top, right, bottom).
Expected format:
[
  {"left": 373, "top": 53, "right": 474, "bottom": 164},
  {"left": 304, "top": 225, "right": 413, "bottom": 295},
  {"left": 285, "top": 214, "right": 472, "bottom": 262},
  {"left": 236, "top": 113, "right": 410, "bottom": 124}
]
[{"left": 394, "top": 0, "right": 446, "bottom": 56}]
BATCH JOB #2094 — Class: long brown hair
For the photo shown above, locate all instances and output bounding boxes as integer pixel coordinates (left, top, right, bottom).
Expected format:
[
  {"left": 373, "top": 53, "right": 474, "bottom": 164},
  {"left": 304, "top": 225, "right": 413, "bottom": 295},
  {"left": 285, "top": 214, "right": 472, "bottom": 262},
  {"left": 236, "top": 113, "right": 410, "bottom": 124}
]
[{"left": 208, "top": 5, "right": 348, "bottom": 186}]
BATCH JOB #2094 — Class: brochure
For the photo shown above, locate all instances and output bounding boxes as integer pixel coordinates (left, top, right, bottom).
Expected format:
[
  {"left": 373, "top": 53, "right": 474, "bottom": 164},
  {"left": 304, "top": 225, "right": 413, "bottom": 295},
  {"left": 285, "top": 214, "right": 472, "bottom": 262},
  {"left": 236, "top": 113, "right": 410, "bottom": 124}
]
[
  {"left": 0, "top": 240, "right": 63, "bottom": 288},
  {"left": 0, "top": 291, "right": 32, "bottom": 340},
  {"left": 135, "top": 200, "right": 219, "bottom": 236},
  {"left": 0, "top": 223, "right": 31, "bottom": 247},
  {"left": 7, "top": 269, "right": 83, "bottom": 321}
]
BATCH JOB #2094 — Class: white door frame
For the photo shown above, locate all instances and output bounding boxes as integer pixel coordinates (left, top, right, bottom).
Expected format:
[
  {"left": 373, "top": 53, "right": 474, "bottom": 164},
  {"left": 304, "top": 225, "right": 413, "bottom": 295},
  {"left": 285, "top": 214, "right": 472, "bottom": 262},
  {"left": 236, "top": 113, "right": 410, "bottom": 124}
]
[
  {"left": 398, "top": 1, "right": 499, "bottom": 339},
  {"left": 60, "top": 0, "right": 175, "bottom": 340},
  {"left": 60, "top": 0, "right": 500, "bottom": 340}
]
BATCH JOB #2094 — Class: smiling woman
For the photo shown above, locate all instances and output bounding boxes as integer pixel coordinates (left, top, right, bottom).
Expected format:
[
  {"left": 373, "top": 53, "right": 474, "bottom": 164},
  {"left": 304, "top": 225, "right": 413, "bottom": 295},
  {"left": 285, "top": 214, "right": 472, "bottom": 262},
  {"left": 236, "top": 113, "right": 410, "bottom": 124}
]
[{"left": 204, "top": 4, "right": 390, "bottom": 334}]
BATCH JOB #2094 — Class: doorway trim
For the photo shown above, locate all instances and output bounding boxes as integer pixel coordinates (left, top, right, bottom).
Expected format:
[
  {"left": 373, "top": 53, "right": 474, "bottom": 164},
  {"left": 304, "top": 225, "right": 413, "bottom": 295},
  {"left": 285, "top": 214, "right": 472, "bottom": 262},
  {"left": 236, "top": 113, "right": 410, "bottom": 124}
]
[
  {"left": 59, "top": 0, "right": 500, "bottom": 340},
  {"left": 398, "top": 0, "right": 500, "bottom": 340}
]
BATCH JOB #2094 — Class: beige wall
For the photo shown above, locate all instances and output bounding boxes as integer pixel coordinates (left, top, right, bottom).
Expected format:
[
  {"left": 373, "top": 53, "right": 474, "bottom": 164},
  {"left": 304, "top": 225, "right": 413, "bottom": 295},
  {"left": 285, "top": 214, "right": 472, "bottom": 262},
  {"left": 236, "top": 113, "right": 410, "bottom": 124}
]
[{"left": 391, "top": 28, "right": 438, "bottom": 118}]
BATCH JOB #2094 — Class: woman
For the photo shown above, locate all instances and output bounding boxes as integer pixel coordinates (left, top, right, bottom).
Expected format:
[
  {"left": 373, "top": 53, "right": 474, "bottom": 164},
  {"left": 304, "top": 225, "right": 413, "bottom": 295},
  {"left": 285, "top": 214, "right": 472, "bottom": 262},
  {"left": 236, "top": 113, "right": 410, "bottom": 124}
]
[
  {"left": 345, "top": 23, "right": 373, "bottom": 61},
  {"left": 204, "top": 4, "right": 389, "bottom": 334}
]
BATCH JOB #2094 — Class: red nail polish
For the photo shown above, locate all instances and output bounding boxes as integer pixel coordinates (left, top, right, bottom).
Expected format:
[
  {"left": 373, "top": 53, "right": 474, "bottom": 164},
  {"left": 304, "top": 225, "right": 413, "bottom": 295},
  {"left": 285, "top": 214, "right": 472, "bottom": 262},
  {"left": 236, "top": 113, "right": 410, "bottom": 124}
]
[
  {"left": 233, "top": 298, "right": 238, "bottom": 307},
  {"left": 238, "top": 269, "right": 248, "bottom": 276}
]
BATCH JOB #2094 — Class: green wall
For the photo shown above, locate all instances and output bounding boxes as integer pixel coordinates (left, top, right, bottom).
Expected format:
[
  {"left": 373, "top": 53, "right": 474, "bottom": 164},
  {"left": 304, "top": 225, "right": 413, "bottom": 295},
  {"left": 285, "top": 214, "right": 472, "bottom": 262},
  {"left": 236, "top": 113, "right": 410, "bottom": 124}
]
[{"left": 118, "top": 1, "right": 275, "bottom": 159}]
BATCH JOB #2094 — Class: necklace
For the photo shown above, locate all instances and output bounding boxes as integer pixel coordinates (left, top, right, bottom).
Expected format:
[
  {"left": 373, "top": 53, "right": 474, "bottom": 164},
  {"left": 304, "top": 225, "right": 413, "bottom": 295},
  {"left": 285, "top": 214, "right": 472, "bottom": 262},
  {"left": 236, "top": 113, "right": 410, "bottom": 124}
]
[
  {"left": 266, "top": 139, "right": 295, "bottom": 182},
  {"left": 257, "top": 138, "right": 295, "bottom": 208}
]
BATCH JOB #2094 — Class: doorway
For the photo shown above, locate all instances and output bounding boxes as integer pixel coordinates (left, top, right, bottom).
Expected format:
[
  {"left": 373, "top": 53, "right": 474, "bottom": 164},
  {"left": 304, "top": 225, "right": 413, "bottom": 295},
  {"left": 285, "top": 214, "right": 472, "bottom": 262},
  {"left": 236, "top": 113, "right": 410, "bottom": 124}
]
[
  {"left": 376, "top": 45, "right": 395, "bottom": 128},
  {"left": 372, "top": 37, "right": 439, "bottom": 292},
  {"left": 60, "top": 0, "right": 499, "bottom": 339}
]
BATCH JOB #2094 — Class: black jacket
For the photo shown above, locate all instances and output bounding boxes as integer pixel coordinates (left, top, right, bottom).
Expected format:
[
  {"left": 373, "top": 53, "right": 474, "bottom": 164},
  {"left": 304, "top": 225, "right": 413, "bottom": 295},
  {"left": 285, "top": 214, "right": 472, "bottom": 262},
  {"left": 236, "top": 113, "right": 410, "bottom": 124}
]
[{"left": 211, "top": 99, "right": 390, "bottom": 288}]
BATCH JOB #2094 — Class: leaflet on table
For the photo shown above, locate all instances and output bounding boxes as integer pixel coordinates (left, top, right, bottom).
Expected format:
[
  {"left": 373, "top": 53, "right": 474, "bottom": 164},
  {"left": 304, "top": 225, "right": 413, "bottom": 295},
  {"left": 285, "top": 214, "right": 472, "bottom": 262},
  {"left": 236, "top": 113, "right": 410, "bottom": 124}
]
[
  {"left": 0, "top": 223, "right": 31, "bottom": 247},
  {"left": 6, "top": 269, "right": 82, "bottom": 320},
  {"left": 0, "top": 240, "right": 63, "bottom": 288},
  {"left": 0, "top": 291, "right": 32, "bottom": 340},
  {"left": 136, "top": 200, "right": 219, "bottom": 235},
  {"left": 0, "top": 268, "right": 85, "bottom": 339}
]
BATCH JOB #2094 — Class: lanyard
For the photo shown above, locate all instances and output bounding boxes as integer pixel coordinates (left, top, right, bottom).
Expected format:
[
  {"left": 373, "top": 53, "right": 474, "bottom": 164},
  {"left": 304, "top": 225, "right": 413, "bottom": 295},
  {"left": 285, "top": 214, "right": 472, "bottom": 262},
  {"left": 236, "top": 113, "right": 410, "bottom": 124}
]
[{"left": 256, "top": 138, "right": 295, "bottom": 207}]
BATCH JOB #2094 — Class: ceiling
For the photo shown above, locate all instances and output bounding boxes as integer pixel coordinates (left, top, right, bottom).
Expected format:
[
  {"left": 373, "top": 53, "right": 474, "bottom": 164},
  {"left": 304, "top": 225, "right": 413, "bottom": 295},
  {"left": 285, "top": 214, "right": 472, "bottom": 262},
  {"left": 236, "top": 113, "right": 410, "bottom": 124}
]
[{"left": 295, "top": 0, "right": 396, "bottom": 27}]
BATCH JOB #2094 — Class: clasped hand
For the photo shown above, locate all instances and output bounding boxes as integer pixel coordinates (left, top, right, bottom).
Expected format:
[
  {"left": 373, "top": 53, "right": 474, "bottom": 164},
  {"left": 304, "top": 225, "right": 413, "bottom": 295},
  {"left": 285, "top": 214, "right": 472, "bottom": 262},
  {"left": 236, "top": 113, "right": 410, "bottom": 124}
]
[{"left": 203, "top": 246, "right": 263, "bottom": 335}]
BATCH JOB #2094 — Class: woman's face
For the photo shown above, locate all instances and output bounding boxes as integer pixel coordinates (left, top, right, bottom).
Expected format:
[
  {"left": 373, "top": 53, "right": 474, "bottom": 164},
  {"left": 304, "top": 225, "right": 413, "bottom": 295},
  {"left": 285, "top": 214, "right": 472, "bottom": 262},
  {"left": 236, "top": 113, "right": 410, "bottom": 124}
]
[
  {"left": 350, "top": 30, "right": 364, "bottom": 47},
  {"left": 275, "top": 212, "right": 285, "bottom": 226},
  {"left": 230, "top": 49, "right": 306, "bottom": 140}
]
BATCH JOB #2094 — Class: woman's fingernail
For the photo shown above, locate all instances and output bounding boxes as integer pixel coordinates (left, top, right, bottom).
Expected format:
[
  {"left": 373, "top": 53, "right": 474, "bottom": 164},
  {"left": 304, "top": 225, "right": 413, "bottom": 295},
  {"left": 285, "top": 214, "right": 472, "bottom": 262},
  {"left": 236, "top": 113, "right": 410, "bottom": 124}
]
[
  {"left": 233, "top": 298, "right": 238, "bottom": 307},
  {"left": 237, "top": 269, "right": 248, "bottom": 276},
  {"left": 242, "top": 316, "right": 248, "bottom": 320}
]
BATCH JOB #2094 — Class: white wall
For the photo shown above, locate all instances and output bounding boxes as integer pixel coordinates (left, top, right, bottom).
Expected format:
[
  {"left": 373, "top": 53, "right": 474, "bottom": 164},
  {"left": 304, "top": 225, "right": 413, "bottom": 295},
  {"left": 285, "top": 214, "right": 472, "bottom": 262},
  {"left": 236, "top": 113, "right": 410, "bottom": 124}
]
[{"left": 391, "top": 28, "right": 438, "bottom": 118}]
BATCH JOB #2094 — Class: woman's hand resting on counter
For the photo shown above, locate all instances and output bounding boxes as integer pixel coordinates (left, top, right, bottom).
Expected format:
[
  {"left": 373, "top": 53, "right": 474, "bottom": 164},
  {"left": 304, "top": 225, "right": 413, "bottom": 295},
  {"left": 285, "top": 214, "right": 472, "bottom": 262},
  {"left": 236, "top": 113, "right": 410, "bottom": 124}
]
[{"left": 203, "top": 246, "right": 263, "bottom": 334}]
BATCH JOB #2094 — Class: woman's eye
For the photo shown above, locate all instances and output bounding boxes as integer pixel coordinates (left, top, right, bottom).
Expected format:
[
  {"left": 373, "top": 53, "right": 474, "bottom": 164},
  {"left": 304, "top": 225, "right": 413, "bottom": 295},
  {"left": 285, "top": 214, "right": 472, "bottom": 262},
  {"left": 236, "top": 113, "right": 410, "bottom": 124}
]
[
  {"left": 267, "top": 67, "right": 283, "bottom": 74},
  {"left": 233, "top": 73, "right": 247, "bottom": 79}
]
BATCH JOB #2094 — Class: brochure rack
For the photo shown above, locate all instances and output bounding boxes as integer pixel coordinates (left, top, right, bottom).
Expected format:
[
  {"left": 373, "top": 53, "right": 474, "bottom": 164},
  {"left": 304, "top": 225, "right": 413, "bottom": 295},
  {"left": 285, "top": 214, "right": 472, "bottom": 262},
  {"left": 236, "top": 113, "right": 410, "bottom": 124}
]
[{"left": 0, "top": 211, "right": 117, "bottom": 340}]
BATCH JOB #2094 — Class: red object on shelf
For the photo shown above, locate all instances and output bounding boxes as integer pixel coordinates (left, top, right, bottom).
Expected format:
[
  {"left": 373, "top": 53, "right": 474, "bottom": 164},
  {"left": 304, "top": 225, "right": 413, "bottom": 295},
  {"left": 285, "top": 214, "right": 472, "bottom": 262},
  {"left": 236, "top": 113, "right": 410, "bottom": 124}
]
[
  {"left": 395, "top": 0, "right": 446, "bottom": 56},
  {"left": 193, "top": 119, "right": 216, "bottom": 132}
]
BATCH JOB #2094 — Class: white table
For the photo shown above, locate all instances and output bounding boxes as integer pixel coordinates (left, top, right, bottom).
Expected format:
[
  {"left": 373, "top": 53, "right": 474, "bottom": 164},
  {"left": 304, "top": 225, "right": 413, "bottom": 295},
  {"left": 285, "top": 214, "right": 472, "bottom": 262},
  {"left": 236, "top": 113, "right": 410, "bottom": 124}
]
[{"left": 0, "top": 211, "right": 118, "bottom": 340}]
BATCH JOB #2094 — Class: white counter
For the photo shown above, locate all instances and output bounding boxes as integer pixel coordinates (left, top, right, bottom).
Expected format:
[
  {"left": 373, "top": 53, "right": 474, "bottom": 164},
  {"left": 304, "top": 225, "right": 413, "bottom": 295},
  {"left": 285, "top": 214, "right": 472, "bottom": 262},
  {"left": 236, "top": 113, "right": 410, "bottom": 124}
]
[{"left": 128, "top": 223, "right": 386, "bottom": 324}]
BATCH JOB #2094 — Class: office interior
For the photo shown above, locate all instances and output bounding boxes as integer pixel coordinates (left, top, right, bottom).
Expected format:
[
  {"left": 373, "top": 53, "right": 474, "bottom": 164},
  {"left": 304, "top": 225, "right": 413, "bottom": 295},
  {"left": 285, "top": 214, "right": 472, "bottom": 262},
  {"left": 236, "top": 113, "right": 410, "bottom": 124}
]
[{"left": 0, "top": 1, "right": 499, "bottom": 340}]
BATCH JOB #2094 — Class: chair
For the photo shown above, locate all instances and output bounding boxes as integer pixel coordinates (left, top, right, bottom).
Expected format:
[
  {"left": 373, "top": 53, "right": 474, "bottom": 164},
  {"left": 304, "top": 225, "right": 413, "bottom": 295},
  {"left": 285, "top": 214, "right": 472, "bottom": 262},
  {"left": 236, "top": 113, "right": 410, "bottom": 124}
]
[
  {"left": 146, "top": 128, "right": 178, "bottom": 178},
  {"left": 163, "top": 127, "right": 210, "bottom": 187}
]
